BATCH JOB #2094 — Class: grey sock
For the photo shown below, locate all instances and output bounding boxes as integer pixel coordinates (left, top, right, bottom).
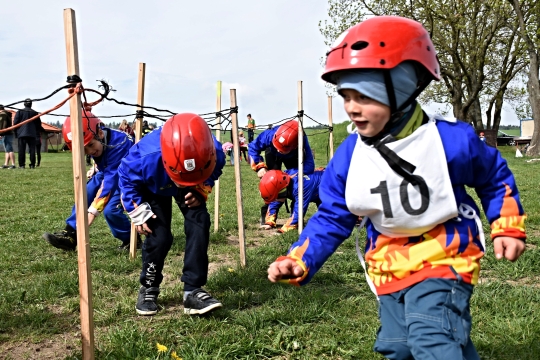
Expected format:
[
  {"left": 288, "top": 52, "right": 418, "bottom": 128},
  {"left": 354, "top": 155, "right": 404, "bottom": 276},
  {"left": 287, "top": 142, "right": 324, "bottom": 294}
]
[{"left": 183, "top": 291, "right": 192, "bottom": 301}]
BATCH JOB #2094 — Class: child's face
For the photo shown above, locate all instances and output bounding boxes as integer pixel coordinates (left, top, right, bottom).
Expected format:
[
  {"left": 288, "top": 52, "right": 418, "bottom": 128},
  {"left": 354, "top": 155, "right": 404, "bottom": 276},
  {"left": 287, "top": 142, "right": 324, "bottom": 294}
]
[
  {"left": 341, "top": 89, "right": 391, "bottom": 137},
  {"left": 84, "top": 129, "right": 105, "bottom": 157}
]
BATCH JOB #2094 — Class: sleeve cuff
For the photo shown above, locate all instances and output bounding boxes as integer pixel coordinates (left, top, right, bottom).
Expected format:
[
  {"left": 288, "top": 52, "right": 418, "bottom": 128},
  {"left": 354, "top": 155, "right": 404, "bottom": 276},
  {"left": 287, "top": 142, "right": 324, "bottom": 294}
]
[
  {"left": 88, "top": 206, "right": 101, "bottom": 217},
  {"left": 490, "top": 215, "right": 527, "bottom": 241},
  {"left": 276, "top": 255, "right": 309, "bottom": 286},
  {"left": 128, "top": 202, "right": 155, "bottom": 225},
  {"left": 253, "top": 162, "right": 268, "bottom": 172}
]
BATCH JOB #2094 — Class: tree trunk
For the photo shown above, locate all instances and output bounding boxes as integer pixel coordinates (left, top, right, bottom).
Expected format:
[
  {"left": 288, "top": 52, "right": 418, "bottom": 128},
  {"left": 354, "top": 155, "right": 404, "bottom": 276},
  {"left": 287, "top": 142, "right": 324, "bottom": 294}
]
[
  {"left": 510, "top": 0, "right": 540, "bottom": 156},
  {"left": 526, "top": 57, "right": 540, "bottom": 156}
]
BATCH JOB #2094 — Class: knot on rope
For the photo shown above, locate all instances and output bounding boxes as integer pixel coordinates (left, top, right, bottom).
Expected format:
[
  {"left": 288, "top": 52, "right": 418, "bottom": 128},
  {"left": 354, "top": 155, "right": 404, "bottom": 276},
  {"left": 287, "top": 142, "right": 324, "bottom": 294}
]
[
  {"left": 328, "top": 126, "right": 333, "bottom": 132},
  {"left": 67, "top": 83, "right": 84, "bottom": 94},
  {"left": 136, "top": 110, "right": 145, "bottom": 119},
  {"left": 84, "top": 105, "right": 93, "bottom": 112},
  {"left": 230, "top": 106, "right": 238, "bottom": 114},
  {"left": 297, "top": 110, "right": 304, "bottom": 117},
  {"left": 215, "top": 111, "right": 222, "bottom": 118}
]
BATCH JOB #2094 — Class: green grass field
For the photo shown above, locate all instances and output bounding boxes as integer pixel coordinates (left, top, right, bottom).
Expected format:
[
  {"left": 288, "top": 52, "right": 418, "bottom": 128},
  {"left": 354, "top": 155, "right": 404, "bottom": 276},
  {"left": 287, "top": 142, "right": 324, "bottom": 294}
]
[{"left": 0, "top": 123, "right": 539, "bottom": 359}]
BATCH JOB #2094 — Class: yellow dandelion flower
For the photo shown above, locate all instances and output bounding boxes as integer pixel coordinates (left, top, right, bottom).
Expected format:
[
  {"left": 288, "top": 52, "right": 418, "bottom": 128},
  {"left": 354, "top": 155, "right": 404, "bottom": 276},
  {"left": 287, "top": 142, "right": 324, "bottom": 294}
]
[
  {"left": 228, "top": 268, "right": 234, "bottom": 273},
  {"left": 171, "top": 351, "right": 182, "bottom": 360},
  {"left": 156, "top": 343, "right": 168, "bottom": 353}
]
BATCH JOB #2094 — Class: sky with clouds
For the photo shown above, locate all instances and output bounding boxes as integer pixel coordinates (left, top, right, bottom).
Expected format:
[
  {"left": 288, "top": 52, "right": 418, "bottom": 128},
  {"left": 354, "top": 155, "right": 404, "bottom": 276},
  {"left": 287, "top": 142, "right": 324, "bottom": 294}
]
[{"left": 0, "top": 0, "right": 521, "bottom": 129}]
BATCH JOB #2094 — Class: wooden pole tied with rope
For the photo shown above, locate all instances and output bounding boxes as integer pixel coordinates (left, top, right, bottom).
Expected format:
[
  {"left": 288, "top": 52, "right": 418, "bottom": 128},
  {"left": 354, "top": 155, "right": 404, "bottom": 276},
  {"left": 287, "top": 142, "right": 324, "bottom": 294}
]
[
  {"left": 130, "top": 62, "right": 146, "bottom": 259},
  {"left": 63, "top": 8, "right": 95, "bottom": 360}
]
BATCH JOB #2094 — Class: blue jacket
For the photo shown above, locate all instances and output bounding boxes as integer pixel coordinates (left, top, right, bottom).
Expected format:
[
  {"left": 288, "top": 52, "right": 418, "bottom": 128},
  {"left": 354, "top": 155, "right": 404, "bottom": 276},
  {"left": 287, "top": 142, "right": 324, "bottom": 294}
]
[
  {"left": 281, "top": 118, "right": 526, "bottom": 294},
  {"left": 89, "top": 128, "right": 133, "bottom": 213},
  {"left": 267, "top": 169, "right": 324, "bottom": 231},
  {"left": 248, "top": 127, "right": 315, "bottom": 175},
  {"left": 118, "top": 127, "right": 225, "bottom": 214}
]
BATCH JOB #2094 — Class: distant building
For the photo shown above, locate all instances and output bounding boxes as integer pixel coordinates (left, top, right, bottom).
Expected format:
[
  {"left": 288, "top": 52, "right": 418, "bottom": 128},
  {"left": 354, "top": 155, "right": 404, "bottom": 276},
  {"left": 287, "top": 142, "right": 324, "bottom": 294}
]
[{"left": 520, "top": 118, "right": 534, "bottom": 138}]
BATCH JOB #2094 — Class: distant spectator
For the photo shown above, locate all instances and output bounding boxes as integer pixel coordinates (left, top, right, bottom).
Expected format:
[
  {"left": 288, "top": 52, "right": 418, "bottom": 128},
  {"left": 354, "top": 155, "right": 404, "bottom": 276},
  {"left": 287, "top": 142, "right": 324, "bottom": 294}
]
[
  {"left": 13, "top": 98, "right": 42, "bottom": 169},
  {"left": 238, "top": 130, "right": 248, "bottom": 162},
  {"left": 118, "top": 119, "right": 134, "bottom": 137},
  {"left": 222, "top": 141, "right": 234, "bottom": 165},
  {"left": 0, "top": 105, "right": 16, "bottom": 169},
  {"left": 142, "top": 120, "right": 151, "bottom": 137},
  {"left": 247, "top": 114, "right": 256, "bottom": 143}
]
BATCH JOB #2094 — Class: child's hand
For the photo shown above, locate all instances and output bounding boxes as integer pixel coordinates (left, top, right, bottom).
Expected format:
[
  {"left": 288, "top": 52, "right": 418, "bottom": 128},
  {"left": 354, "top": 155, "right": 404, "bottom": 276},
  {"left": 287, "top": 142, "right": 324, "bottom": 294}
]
[
  {"left": 493, "top": 236, "right": 525, "bottom": 261},
  {"left": 185, "top": 192, "right": 201, "bottom": 207},
  {"left": 257, "top": 168, "right": 267, "bottom": 179},
  {"left": 267, "top": 258, "right": 304, "bottom": 282}
]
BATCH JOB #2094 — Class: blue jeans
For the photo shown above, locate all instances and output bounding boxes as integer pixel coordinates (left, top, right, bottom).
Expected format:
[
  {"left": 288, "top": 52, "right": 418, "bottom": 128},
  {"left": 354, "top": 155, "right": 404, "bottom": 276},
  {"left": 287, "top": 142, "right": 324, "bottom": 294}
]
[
  {"left": 3, "top": 134, "right": 14, "bottom": 152},
  {"left": 66, "top": 171, "right": 131, "bottom": 243},
  {"left": 374, "top": 275, "right": 479, "bottom": 360}
]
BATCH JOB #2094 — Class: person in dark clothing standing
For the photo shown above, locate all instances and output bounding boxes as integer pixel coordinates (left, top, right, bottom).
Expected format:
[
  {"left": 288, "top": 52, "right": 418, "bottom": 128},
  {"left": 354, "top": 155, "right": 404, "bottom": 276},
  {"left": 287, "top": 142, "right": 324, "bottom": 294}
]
[
  {"left": 13, "top": 98, "right": 42, "bottom": 169},
  {"left": 35, "top": 132, "right": 42, "bottom": 167}
]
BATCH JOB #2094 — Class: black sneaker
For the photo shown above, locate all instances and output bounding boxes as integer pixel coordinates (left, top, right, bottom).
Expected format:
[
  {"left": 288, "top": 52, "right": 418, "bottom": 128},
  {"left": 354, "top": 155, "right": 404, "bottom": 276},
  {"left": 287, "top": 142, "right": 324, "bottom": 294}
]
[
  {"left": 43, "top": 230, "right": 77, "bottom": 251},
  {"left": 183, "top": 289, "right": 222, "bottom": 315},
  {"left": 1, "top": 165, "right": 8, "bottom": 169},
  {"left": 8, "top": 165, "right": 15, "bottom": 169},
  {"left": 136, "top": 286, "right": 160, "bottom": 315}
]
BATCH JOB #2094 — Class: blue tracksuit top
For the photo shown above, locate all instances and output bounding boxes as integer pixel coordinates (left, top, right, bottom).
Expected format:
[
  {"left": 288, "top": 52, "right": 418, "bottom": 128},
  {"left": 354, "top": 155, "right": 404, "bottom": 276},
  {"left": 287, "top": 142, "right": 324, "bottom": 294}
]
[
  {"left": 248, "top": 127, "right": 315, "bottom": 175},
  {"left": 118, "top": 127, "right": 225, "bottom": 214},
  {"left": 283, "top": 118, "right": 526, "bottom": 294},
  {"left": 268, "top": 169, "right": 324, "bottom": 228},
  {"left": 90, "top": 128, "right": 134, "bottom": 213}
]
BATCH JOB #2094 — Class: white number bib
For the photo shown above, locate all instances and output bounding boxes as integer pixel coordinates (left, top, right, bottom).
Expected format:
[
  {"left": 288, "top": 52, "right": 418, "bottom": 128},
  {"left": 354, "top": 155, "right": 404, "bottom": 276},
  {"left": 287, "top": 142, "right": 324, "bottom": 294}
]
[{"left": 345, "top": 119, "right": 458, "bottom": 237}]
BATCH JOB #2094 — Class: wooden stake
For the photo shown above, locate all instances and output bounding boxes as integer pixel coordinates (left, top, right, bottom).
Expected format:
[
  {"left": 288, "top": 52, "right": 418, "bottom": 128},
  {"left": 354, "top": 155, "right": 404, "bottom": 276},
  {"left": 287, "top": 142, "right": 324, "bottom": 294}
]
[
  {"left": 130, "top": 63, "right": 146, "bottom": 259},
  {"left": 297, "top": 81, "right": 304, "bottom": 234},
  {"left": 63, "top": 8, "right": 95, "bottom": 360},
  {"left": 328, "top": 96, "right": 334, "bottom": 160},
  {"left": 213, "top": 81, "right": 222, "bottom": 233},
  {"left": 230, "top": 89, "right": 246, "bottom": 267}
]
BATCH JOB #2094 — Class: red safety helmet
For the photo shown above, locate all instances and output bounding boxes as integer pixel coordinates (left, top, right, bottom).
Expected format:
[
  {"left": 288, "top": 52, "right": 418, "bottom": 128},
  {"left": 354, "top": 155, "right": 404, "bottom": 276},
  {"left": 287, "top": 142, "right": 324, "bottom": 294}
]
[
  {"left": 272, "top": 120, "right": 298, "bottom": 154},
  {"left": 161, "top": 113, "right": 216, "bottom": 186},
  {"left": 321, "top": 16, "right": 440, "bottom": 84},
  {"left": 62, "top": 111, "right": 102, "bottom": 150},
  {"left": 259, "top": 170, "right": 291, "bottom": 204}
]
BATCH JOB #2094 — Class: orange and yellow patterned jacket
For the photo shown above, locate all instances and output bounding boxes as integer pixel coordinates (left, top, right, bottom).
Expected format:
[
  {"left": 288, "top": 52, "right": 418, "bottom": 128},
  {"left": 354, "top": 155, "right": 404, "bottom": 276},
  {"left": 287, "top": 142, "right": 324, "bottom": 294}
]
[{"left": 279, "top": 118, "right": 526, "bottom": 295}]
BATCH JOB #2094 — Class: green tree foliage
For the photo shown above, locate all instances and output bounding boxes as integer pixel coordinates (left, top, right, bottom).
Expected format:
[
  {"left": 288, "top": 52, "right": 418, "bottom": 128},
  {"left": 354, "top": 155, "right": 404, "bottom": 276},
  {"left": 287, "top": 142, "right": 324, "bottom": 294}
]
[{"left": 319, "top": 0, "right": 527, "bottom": 132}]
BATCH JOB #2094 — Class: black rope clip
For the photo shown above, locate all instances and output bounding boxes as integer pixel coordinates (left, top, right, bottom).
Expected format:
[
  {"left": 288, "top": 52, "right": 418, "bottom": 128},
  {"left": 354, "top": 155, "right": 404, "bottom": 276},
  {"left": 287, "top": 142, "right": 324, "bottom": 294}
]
[{"left": 66, "top": 75, "right": 82, "bottom": 84}]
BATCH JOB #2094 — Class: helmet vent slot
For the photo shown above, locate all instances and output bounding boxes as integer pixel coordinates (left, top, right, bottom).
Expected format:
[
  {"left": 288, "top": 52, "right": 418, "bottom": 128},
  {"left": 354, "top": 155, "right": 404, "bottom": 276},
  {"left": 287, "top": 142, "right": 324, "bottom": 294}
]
[{"left": 351, "top": 41, "right": 369, "bottom": 50}]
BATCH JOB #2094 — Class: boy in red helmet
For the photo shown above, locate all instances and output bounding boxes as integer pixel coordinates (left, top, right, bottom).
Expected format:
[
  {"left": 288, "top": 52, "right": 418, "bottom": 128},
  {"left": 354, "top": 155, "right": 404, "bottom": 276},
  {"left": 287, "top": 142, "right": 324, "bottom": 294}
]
[
  {"left": 267, "top": 16, "right": 526, "bottom": 359},
  {"left": 259, "top": 169, "right": 324, "bottom": 233},
  {"left": 43, "top": 110, "right": 134, "bottom": 251},
  {"left": 248, "top": 119, "right": 316, "bottom": 228},
  {"left": 118, "top": 113, "right": 225, "bottom": 316}
]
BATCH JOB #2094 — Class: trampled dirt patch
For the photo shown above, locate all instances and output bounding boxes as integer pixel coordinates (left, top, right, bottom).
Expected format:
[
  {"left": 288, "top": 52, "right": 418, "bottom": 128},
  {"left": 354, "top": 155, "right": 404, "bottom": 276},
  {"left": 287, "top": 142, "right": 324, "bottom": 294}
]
[{"left": 0, "top": 334, "right": 78, "bottom": 360}]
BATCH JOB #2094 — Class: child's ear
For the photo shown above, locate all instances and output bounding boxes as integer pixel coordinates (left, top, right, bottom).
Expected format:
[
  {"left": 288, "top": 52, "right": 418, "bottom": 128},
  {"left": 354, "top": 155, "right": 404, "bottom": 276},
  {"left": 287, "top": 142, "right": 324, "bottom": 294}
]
[{"left": 98, "top": 128, "right": 105, "bottom": 140}]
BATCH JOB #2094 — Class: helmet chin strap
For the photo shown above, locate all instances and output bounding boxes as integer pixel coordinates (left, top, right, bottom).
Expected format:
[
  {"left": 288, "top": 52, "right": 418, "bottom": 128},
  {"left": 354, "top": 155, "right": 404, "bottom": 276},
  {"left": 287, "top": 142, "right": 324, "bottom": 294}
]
[{"left": 381, "top": 69, "right": 431, "bottom": 137}]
